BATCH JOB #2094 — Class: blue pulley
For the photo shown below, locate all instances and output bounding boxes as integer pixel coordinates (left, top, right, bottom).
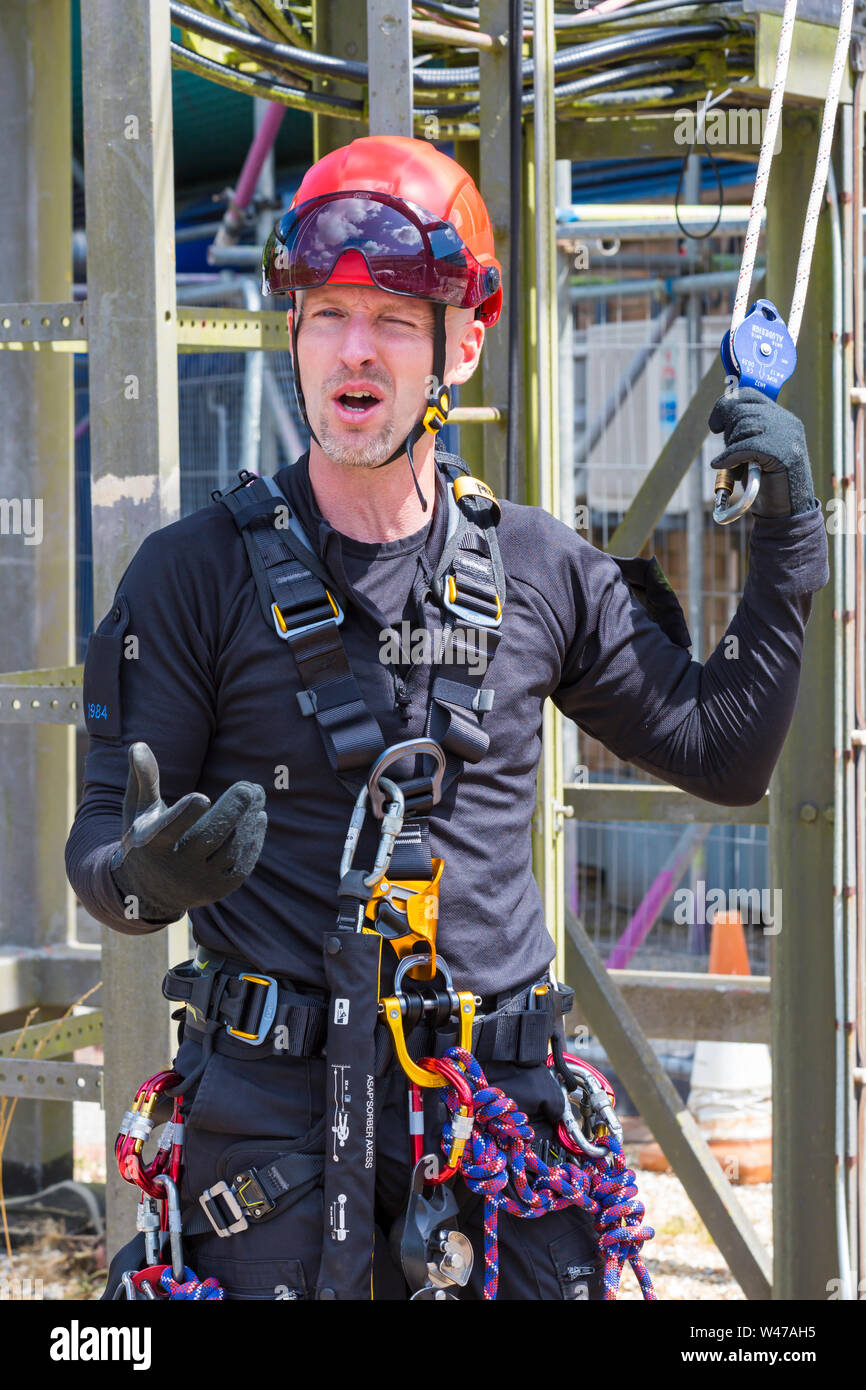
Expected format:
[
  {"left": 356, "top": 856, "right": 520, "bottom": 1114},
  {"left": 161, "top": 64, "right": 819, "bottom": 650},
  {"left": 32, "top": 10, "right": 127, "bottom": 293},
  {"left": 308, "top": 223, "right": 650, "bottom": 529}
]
[
  {"left": 714, "top": 299, "right": 797, "bottom": 523},
  {"left": 719, "top": 298, "right": 797, "bottom": 400}
]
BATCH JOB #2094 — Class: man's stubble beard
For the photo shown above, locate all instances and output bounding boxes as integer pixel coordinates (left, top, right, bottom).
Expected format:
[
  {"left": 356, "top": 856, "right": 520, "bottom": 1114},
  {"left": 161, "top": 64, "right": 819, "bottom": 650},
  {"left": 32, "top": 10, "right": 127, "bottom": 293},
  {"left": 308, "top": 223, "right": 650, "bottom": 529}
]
[{"left": 316, "top": 408, "right": 398, "bottom": 469}]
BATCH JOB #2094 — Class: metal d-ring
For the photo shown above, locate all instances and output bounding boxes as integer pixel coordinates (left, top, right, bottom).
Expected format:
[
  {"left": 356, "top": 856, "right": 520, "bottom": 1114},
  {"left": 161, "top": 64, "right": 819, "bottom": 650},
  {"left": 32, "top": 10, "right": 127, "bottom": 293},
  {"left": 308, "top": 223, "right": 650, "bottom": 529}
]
[{"left": 367, "top": 738, "right": 447, "bottom": 819}]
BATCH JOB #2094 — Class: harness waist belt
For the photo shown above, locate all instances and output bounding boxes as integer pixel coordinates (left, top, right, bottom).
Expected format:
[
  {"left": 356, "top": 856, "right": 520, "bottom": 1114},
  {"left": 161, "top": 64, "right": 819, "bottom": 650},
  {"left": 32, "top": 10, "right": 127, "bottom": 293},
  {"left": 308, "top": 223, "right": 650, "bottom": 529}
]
[
  {"left": 163, "top": 959, "right": 328, "bottom": 1059},
  {"left": 165, "top": 959, "right": 571, "bottom": 1067}
]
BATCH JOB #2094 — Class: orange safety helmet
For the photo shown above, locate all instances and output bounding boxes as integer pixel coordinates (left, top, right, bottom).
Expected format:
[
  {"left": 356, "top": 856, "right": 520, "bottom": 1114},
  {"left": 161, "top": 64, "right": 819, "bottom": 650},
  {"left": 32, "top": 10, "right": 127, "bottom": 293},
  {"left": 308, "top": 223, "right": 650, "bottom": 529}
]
[
  {"left": 262, "top": 137, "right": 501, "bottom": 504},
  {"left": 271, "top": 135, "right": 502, "bottom": 327}
]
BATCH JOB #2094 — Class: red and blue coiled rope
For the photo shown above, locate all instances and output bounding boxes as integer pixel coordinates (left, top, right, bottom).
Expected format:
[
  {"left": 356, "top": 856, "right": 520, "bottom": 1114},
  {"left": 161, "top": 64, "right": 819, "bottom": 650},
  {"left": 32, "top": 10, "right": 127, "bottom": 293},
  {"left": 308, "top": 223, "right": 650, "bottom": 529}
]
[{"left": 434, "top": 1045, "right": 656, "bottom": 1301}]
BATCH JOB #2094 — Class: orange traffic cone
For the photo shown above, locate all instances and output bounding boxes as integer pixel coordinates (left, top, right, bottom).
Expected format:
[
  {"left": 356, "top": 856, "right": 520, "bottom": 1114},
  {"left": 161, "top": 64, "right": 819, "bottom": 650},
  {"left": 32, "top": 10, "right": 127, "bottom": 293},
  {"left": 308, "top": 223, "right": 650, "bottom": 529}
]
[
  {"left": 707, "top": 908, "right": 751, "bottom": 976},
  {"left": 638, "top": 911, "right": 772, "bottom": 1184}
]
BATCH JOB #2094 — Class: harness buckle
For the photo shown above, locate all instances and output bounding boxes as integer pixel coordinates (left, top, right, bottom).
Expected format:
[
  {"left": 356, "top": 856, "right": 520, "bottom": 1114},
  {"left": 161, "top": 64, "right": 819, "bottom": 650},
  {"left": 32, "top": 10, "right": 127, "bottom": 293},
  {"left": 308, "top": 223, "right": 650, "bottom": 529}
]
[
  {"left": 271, "top": 592, "right": 344, "bottom": 641},
  {"left": 232, "top": 1168, "right": 276, "bottom": 1219},
  {"left": 210, "top": 469, "right": 257, "bottom": 503},
  {"left": 199, "top": 1179, "right": 249, "bottom": 1237},
  {"left": 225, "top": 973, "right": 279, "bottom": 1045},
  {"left": 441, "top": 574, "right": 502, "bottom": 630}
]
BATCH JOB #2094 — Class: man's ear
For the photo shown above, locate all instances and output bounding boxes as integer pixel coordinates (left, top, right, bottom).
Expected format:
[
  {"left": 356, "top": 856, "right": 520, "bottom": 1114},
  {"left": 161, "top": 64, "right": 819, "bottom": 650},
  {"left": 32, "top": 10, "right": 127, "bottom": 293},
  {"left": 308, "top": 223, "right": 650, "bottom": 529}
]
[{"left": 446, "top": 313, "right": 485, "bottom": 388}]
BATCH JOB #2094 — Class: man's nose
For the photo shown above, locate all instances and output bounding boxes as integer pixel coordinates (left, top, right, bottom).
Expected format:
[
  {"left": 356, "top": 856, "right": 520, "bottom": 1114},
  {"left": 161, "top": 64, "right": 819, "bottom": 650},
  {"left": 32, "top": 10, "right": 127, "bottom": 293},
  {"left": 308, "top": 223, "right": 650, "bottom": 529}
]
[{"left": 337, "top": 314, "right": 379, "bottom": 367}]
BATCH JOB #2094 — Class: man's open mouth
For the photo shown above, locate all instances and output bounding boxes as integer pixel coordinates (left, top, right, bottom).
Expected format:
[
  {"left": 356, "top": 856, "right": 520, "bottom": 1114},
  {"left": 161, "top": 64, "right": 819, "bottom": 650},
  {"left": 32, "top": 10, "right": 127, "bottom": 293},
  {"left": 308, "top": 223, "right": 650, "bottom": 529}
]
[{"left": 333, "top": 390, "right": 384, "bottom": 421}]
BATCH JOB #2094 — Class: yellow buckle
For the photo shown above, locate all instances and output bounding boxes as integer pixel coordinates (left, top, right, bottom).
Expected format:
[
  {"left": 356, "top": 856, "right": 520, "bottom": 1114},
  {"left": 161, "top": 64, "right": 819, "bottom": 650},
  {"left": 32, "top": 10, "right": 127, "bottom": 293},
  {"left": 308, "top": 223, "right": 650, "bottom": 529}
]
[
  {"left": 422, "top": 384, "right": 451, "bottom": 434},
  {"left": 225, "top": 974, "right": 278, "bottom": 1045},
  {"left": 271, "top": 589, "right": 341, "bottom": 638},
  {"left": 445, "top": 575, "right": 501, "bottom": 622}
]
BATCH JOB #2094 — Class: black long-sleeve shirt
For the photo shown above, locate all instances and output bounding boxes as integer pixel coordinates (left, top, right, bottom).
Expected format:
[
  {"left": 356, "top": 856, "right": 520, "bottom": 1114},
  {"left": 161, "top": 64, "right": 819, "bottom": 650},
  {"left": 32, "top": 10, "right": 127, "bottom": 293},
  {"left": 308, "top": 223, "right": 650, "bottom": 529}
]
[{"left": 65, "top": 449, "right": 829, "bottom": 995}]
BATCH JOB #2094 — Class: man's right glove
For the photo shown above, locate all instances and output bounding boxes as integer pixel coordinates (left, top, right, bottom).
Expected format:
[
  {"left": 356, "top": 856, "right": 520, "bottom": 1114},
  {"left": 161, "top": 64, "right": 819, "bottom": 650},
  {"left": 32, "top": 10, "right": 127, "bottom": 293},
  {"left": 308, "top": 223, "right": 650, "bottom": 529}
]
[
  {"left": 708, "top": 386, "right": 816, "bottom": 517},
  {"left": 109, "top": 741, "right": 268, "bottom": 924}
]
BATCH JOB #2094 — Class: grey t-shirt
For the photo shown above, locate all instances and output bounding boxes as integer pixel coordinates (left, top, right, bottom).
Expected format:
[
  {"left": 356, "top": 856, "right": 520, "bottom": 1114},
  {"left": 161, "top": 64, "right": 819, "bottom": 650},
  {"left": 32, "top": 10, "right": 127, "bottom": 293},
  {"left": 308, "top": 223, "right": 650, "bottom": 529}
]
[{"left": 65, "top": 448, "right": 829, "bottom": 995}]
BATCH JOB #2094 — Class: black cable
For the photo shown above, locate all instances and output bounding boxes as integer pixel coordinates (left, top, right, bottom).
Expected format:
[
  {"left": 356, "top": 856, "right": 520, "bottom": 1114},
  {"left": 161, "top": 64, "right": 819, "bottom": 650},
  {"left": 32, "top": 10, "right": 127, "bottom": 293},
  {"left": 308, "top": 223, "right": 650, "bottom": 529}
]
[
  {"left": 171, "top": 0, "right": 369, "bottom": 82},
  {"left": 169, "top": 41, "right": 365, "bottom": 111},
  {"left": 552, "top": 20, "right": 735, "bottom": 76},
  {"left": 415, "top": 0, "right": 721, "bottom": 24},
  {"left": 412, "top": 20, "right": 736, "bottom": 87},
  {"left": 506, "top": 0, "right": 522, "bottom": 502},
  {"left": 178, "top": 0, "right": 745, "bottom": 118},
  {"left": 548, "top": 54, "right": 693, "bottom": 105},
  {"left": 414, "top": 53, "right": 695, "bottom": 117},
  {"left": 674, "top": 139, "right": 724, "bottom": 239}
]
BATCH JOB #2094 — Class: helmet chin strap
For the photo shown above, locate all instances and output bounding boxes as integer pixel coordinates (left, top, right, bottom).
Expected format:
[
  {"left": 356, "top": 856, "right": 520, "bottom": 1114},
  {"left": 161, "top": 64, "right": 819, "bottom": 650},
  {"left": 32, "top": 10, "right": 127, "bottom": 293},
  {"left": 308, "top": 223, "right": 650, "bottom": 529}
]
[{"left": 289, "top": 298, "right": 450, "bottom": 515}]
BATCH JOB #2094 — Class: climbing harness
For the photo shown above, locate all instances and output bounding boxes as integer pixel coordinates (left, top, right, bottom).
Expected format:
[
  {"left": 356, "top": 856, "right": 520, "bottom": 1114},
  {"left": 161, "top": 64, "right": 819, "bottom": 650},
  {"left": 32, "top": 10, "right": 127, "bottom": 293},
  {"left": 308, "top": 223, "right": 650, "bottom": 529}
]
[
  {"left": 714, "top": 0, "right": 854, "bottom": 523},
  {"left": 337, "top": 745, "right": 654, "bottom": 1301},
  {"left": 147, "top": 455, "right": 654, "bottom": 1300}
]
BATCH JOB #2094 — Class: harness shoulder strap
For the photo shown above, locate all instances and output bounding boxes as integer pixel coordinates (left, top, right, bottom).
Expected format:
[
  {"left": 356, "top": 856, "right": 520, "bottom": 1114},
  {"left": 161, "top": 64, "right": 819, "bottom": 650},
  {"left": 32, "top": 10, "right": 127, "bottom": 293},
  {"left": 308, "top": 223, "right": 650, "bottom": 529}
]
[
  {"left": 216, "top": 473, "right": 384, "bottom": 782},
  {"left": 215, "top": 460, "right": 505, "bottom": 798},
  {"left": 432, "top": 453, "right": 506, "bottom": 619},
  {"left": 424, "top": 454, "right": 505, "bottom": 782}
]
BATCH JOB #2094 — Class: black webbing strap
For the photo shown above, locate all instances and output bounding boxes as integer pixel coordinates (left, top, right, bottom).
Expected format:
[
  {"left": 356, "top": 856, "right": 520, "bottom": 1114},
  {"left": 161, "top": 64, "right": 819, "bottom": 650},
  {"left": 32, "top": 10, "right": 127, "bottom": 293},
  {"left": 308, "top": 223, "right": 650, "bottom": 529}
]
[
  {"left": 216, "top": 459, "right": 504, "bottom": 803},
  {"left": 422, "top": 453, "right": 504, "bottom": 790},
  {"left": 217, "top": 459, "right": 505, "bottom": 936},
  {"left": 163, "top": 960, "right": 328, "bottom": 1059},
  {"left": 184, "top": 1148, "right": 325, "bottom": 1238},
  {"left": 218, "top": 476, "right": 385, "bottom": 785},
  {"left": 385, "top": 818, "right": 435, "bottom": 881},
  {"left": 430, "top": 450, "right": 507, "bottom": 611}
]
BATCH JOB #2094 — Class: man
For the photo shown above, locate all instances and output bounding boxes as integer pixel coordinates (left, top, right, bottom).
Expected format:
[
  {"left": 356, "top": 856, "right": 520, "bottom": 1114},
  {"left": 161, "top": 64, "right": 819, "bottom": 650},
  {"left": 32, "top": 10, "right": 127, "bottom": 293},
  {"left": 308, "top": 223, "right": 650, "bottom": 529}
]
[{"left": 66, "top": 135, "right": 829, "bottom": 1301}]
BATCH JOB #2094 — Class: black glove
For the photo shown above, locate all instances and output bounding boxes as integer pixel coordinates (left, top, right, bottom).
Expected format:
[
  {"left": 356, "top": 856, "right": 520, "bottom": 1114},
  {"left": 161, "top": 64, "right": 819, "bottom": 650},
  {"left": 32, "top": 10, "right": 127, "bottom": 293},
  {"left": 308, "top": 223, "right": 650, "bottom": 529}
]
[
  {"left": 708, "top": 386, "right": 816, "bottom": 518},
  {"left": 109, "top": 742, "right": 267, "bottom": 924}
]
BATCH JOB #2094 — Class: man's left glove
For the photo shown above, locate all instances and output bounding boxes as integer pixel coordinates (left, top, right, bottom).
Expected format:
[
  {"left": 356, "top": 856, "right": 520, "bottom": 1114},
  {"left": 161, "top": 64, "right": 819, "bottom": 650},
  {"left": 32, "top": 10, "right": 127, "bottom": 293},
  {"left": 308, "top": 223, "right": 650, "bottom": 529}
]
[
  {"left": 707, "top": 386, "right": 816, "bottom": 518},
  {"left": 109, "top": 741, "right": 268, "bottom": 924}
]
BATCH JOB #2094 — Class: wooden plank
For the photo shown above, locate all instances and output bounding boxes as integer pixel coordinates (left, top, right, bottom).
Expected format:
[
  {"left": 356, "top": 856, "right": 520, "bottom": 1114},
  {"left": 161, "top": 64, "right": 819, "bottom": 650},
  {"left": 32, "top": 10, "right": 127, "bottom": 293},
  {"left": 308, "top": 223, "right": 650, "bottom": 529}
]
[{"left": 567, "top": 971, "right": 770, "bottom": 1044}]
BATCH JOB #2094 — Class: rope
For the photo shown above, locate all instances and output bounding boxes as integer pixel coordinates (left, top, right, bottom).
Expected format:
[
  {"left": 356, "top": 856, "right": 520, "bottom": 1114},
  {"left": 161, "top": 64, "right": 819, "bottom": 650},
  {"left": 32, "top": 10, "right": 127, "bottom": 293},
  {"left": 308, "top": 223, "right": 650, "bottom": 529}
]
[
  {"left": 732, "top": 0, "right": 854, "bottom": 344},
  {"left": 731, "top": 0, "right": 798, "bottom": 333},
  {"left": 158, "top": 1265, "right": 225, "bottom": 1300},
  {"left": 435, "top": 1047, "right": 656, "bottom": 1301},
  {"left": 787, "top": 0, "right": 855, "bottom": 344}
]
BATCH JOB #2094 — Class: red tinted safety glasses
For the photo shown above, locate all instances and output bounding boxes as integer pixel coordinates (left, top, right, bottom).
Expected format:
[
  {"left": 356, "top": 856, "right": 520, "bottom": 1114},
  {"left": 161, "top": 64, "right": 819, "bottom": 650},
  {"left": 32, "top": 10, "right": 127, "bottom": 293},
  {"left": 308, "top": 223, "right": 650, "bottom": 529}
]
[{"left": 262, "top": 189, "right": 499, "bottom": 311}]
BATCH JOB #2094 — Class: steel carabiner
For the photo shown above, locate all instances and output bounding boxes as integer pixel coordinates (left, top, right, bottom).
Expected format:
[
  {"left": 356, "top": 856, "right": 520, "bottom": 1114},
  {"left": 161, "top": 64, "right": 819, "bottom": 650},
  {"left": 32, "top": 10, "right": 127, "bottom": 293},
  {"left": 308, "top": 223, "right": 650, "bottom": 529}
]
[{"left": 339, "top": 778, "right": 406, "bottom": 887}]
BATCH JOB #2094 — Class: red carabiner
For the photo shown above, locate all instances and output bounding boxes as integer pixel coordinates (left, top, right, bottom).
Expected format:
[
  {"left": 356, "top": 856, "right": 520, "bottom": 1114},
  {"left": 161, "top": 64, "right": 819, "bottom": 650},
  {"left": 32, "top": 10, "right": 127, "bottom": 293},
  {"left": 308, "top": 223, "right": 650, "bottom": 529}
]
[
  {"left": 416, "top": 1055, "right": 475, "bottom": 1184},
  {"left": 115, "top": 1070, "right": 183, "bottom": 1200}
]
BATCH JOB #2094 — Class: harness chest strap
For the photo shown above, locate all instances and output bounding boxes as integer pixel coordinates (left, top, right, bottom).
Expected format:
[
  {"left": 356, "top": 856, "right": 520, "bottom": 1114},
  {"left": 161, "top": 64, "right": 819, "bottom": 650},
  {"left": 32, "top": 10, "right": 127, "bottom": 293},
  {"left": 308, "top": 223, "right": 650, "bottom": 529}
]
[
  {"left": 215, "top": 455, "right": 504, "bottom": 792},
  {"left": 216, "top": 453, "right": 506, "bottom": 896}
]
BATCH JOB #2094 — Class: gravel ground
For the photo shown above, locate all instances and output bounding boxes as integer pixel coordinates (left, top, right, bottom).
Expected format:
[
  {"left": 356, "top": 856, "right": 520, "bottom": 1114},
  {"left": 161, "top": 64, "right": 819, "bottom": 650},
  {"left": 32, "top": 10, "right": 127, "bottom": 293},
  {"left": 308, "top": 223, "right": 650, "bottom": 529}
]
[
  {"left": 0, "top": 1222, "right": 104, "bottom": 1301},
  {"left": 617, "top": 1152, "right": 773, "bottom": 1301}
]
